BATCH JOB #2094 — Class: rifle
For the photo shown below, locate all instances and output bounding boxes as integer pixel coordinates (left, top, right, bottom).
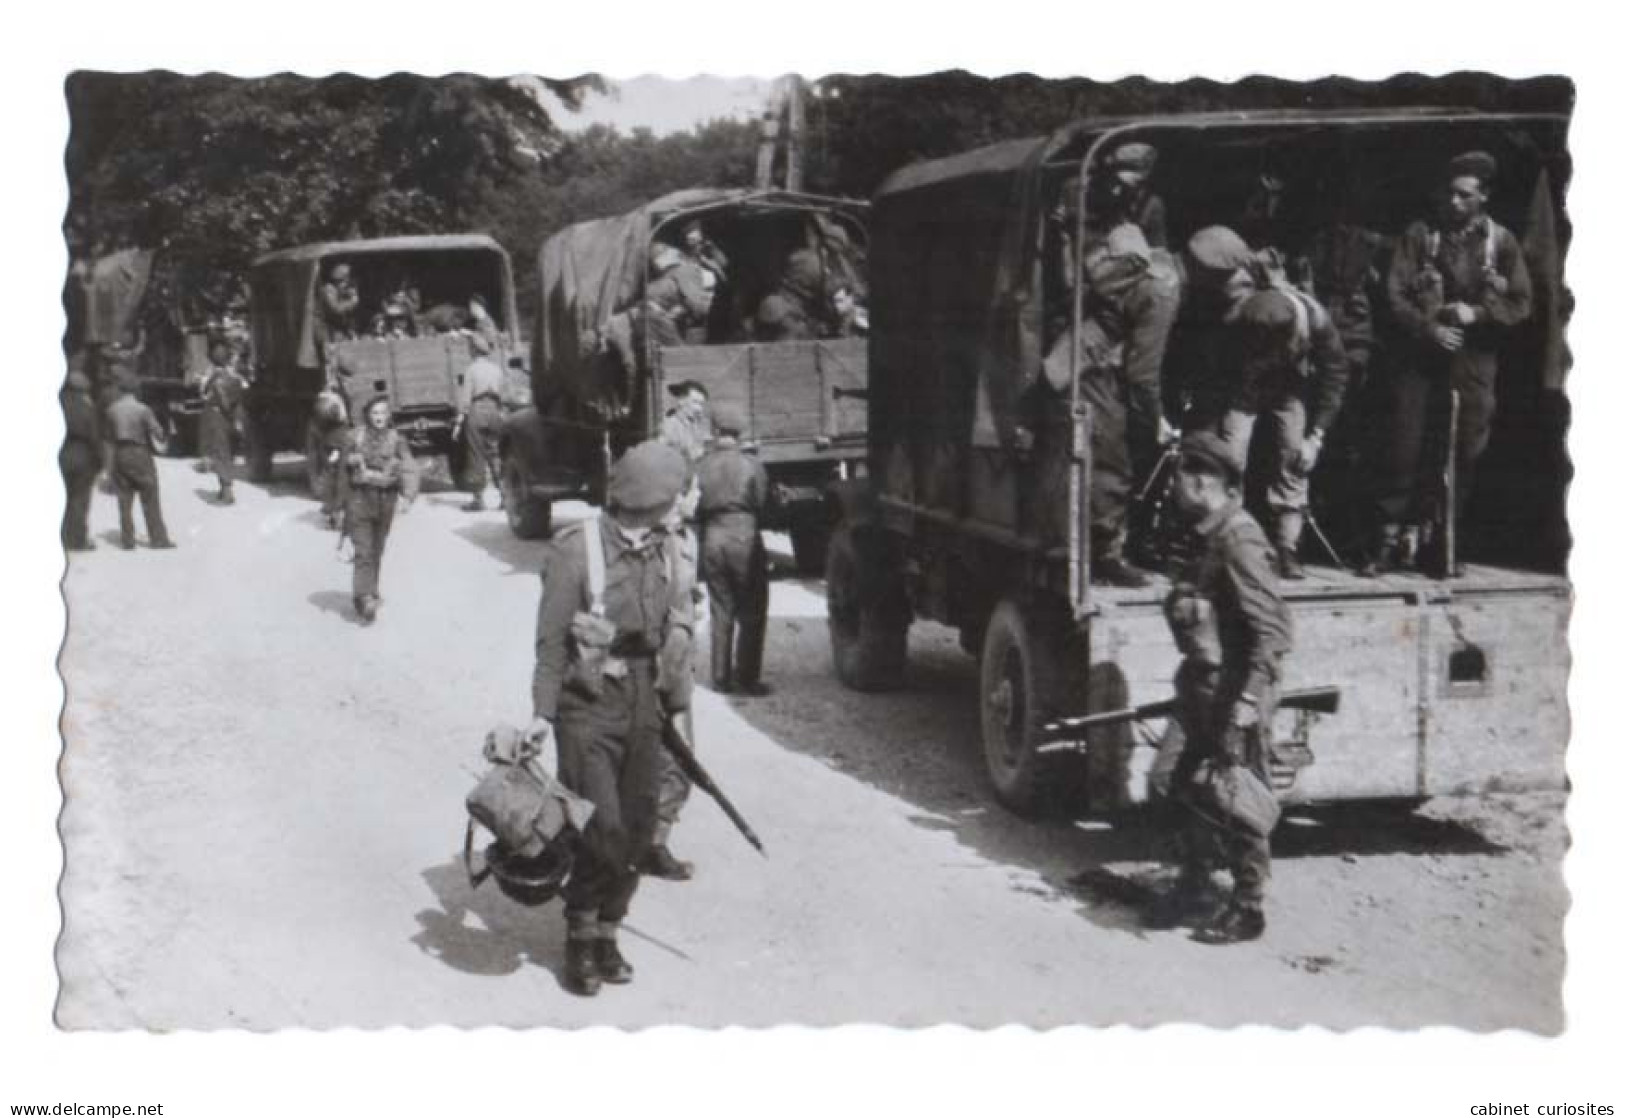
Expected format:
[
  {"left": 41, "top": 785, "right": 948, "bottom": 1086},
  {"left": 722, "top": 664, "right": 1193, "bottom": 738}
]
[
  {"left": 1036, "top": 685, "right": 1341, "bottom": 753},
  {"left": 662, "top": 713, "right": 767, "bottom": 857}
]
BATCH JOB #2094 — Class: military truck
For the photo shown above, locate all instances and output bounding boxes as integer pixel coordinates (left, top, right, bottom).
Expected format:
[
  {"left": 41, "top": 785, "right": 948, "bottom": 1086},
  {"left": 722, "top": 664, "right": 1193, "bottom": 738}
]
[
  {"left": 826, "top": 110, "right": 1571, "bottom": 815},
  {"left": 501, "top": 189, "right": 869, "bottom": 572},
  {"left": 246, "top": 234, "right": 526, "bottom": 486}
]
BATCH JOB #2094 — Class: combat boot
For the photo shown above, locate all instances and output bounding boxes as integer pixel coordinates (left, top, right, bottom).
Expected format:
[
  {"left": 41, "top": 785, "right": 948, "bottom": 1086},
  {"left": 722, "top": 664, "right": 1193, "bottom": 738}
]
[
  {"left": 640, "top": 844, "right": 694, "bottom": 881},
  {"left": 594, "top": 934, "right": 634, "bottom": 985},
  {"left": 563, "top": 937, "right": 602, "bottom": 997},
  {"left": 1191, "top": 902, "right": 1266, "bottom": 945},
  {"left": 1358, "top": 523, "right": 1401, "bottom": 578},
  {"left": 1273, "top": 512, "right": 1305, "bottom": 580}
]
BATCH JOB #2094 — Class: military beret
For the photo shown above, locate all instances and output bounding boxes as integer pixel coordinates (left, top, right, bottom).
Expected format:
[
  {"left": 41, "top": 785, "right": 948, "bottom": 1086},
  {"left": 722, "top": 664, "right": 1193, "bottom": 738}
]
[
  {"left": 608, "top": 440, "right": 689, "bottom": 525},
  {"left": 710, "top": 402, "right": 747, "bottom": 436},
  {"left": 1449, "top": 150, "right": 1498, "bottom": 185},
  {"left": 1179, "top": 430, "right": 1246, "bottom": 485},
  {"left": 1233, "top": 289, "right": 1300, "bottom": 335},
  {"left": 1104, "top": 142, "right": 1158, "bottom": 175},
  {"left": 666, "top": 379, "right": 708, "bottom": 398},
  {"left": 1185, "top": 225, "right": 1254, "bottom": 282}
]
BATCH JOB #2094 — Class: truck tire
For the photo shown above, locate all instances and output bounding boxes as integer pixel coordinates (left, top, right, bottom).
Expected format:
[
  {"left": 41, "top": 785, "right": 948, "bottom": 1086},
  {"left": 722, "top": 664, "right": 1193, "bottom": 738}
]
[
  {"left": 242, "top": 413, "right": 274, "bottom": 483},
  {"left": 790, "top": 523, "right": 831, "bottom": 578},
  {"left": 979, "top": 599, "right": 1070, "bottom": 816},
  {"left": 826, "top": 523, "right": 908, "bottom": 691},
  {"left": 502, "top": 456, "right": 552, "bottom": 539}
]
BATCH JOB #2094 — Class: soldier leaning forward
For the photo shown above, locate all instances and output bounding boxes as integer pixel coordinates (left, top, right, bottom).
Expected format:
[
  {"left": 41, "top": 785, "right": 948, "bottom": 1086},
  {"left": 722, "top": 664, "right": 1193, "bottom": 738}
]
[
  {"left": 1146, "top": 432, "right": 1293, "bottom": 944},
  {"left": 528, "top": 440, "right": 696, "bottom": 997},
  {"left": 345, "top": 395, "right": 418, "bottom": 624},
  {"left": 198, "top": 340, "right": 248, "bottom": 505},
  {"left": 103, "top": 371, "right": 176, "bottom": 551}
]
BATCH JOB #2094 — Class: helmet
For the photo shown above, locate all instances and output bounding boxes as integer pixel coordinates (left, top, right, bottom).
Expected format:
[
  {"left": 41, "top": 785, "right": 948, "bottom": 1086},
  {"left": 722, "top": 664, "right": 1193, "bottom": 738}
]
[{"left": 483, "top": 833, "right": 576, "bottom": 906}]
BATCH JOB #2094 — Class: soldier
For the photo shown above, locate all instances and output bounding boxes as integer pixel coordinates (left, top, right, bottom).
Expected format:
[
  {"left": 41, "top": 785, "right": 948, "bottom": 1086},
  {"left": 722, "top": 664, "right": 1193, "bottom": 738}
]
[
  {"left": 659, "top": 380, "right": 712, "bottom": 467},
  {"left": 695, "top": 403, "right": 771, "bottom": 696},
  {"left": 103, "top": 370, "right": 176, "bottom": 551},
  {"left": 647, "top": 245, "right": 711, "bottom": 346},
  {"left": 1375, "top": 150, "right": 1532, "bottom": 575},
  {"left": 310, "top": 387, "right": 351, "bottom": 530},
  {"left": 60, "top": 371, "right": 101, "bottom": 551},
  {"left": 527, "top": 440, "right": 696, "bottom": 997},
  {"left": 457, "top": 332, "right": 506, "bottom": 511},
  {"left": 317, "top": 263, "right": 359, "bottom": 345},
  {"left": 1146, "top": 432, "right": 1292, "bottom": 944},
  {"left": 1040, "top": 149, "right": 1183, "bottom": 587},
  {"left": 198, "top": 339, "right": 248, "bottom": 505},
  {"left": 1214, "top": 287, "right": 1350, "bottom": 579},
  {"left": 344, "top": 395, "right": 418, "bottom": 624}
]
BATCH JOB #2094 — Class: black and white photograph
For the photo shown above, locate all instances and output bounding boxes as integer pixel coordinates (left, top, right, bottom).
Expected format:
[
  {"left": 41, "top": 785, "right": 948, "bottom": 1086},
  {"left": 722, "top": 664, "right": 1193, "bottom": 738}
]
[{"left": 7, "top": 8, "right": 1623, "bottom": 1114}]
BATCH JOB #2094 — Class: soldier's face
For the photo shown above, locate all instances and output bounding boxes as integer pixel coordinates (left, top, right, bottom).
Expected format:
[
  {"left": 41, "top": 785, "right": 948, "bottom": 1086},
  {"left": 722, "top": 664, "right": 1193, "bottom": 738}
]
[
  {"left": 1444, "top": 175, "right": 1487, "bottom": 227},
  {"left": 366, "top": 402, "right": 390, "bottom": 430},
  {"left": 682, "top": 391, "right": 707, "bottom": 419}
]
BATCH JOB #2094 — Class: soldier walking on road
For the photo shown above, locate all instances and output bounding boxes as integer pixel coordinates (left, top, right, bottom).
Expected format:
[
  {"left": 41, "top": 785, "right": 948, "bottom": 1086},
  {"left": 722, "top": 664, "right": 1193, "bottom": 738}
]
[
  {"left": 457, "top": 332, "right": 506, "bottom": 512},
  {"left": 528, "top": 440, "right": 695, "bottom": 997},
  {"left": 103, "top": 370, "right": 176, "bottom": 551},
  {"left": 695, "top": 404, "right": 771, "bottom": 696},
  {"left": 60, "top": 371, "right": 101, "bottom": 551},
  {"left": 1145, "top": 432, "right": 1292, "bottom": 944},
  {"left": 199, "top": 340, "right": 248, "bottom": 505},
  {"left": 345, "top": 395, "right": 418, "bottom": 624}
]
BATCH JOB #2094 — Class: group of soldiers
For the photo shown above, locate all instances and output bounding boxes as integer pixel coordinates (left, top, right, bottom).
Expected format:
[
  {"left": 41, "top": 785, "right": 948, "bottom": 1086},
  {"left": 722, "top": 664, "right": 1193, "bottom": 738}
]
[{"left": 1051, "top": 142, "right": 1532, "bottom": 587}]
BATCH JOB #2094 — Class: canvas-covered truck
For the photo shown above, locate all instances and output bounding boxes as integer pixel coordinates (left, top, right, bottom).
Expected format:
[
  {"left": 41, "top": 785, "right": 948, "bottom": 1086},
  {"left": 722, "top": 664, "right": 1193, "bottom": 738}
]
[
  {"left": 246, "top": 234, "right": 527, "bottom": 486},
  {"left": 501, "top": 189, "right": 869, "bottom": 571},
  {"left": 826, "top": 109, "right": 1572, "bottom": 816}
]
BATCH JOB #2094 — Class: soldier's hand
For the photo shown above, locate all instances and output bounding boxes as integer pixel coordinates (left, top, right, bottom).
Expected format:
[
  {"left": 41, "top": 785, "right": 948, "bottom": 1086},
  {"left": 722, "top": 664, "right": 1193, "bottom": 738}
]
[
  {"left": 1296, "top": 431, "right": 1323, "bottom": 475},
  {"left": 1158, "top": 416, "right": 1181, "bottom": 447},
  {"left": 1429, "top": 324, "right": 1466, "bottom": 353},
  {"left": 525, "top": 716, "right": 554, "bottom": 748}
]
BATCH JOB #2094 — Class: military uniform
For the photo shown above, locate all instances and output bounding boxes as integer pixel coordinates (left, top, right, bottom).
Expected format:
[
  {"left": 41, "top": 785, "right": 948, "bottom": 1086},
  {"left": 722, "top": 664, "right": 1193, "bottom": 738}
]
[
  {"left": 1214, "top": 287, "right": 1350, "bottom": 574},
  {"left": 1158, "top": 433, "right": 1293, "bottom": 941},
  {"left": 199, "top": 361, "right": 248, "bottom": 502},
  {"left": 60, "top": 373, "right": 100, "bottom": 550},
  {"left": 695, "top": 425, "right": 770, "bottom": 693},
  {"left": 659, "top": 406, "right": 712, "bottom": 467},
  {"left": 103, "top": 386, "right": 175, "bottom": 550},
  {"left": 1381, "top": 189, "right": 1532, "bottom": 562},
  {"left": 345, "top": 422, "right": 418, "bottom": 620},
  {"left": 458, "top": 347, "right": 506, "bottom": 508},
  {"left": 532, "top": 440, "right": 694, "bottom": 995}
]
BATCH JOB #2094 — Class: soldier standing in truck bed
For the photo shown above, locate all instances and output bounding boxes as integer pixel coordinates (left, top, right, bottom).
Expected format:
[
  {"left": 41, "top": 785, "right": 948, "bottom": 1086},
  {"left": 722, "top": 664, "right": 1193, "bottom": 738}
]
[
  {"left": 1146, "top": 431, "right": 1292, "bottom": 944},
  {"left": 527, "top": 440, "right": 696, "bottom": 997}
]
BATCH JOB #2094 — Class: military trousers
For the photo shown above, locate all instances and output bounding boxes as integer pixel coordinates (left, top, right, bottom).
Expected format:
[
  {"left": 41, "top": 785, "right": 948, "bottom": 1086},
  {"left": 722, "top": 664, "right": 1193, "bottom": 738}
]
[
  {"left": 347, "top": 485, "right": 398, "bottom": 604},
  {"left": 463, "top": 398, "right": 504, "bottom": 494},
  {"left": 60, "top": 442, "right": 98, "bottom": 549},
  {"left": 1219, "top": 394, "right": 1311, "bottom": 514},
  {"left": 200, "top": 408, "right": 237, "bottom": 491},
  {"left": 1076, "top": 362, "right": 1133, "bottom": 562},
  {"left": 1167, "top": 659, "right": 1276, "bottom": 912},
  {"left": 111, "top": 444, "right": 172, "bottom": 548},
  {"left": 701, "top": 514, "right": 769, "bottom": 690},
  {"left": 1376, "top": 346, "right": 1498, "bottom": 529},
  {"left": 556, "top": 661, "right": 665, "bottom": 924}
]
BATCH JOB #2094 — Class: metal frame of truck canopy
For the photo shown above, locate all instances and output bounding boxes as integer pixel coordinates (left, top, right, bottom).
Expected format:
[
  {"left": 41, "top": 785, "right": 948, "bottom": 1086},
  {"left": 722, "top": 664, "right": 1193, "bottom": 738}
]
[
  {"left": 857, "top": 109, "right": 1571, "bottom": 812},
  {"left": 868, "top": 109, "right": 1570, "bottom": 619}
]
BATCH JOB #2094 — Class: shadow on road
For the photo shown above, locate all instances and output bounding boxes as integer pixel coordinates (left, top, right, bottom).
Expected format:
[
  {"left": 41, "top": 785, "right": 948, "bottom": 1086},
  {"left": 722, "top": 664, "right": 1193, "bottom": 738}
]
[
  {"left": 717, "top": 614, "right": 1519, "bottom": 938},
  {"left": 451, "top": 521, "right": 547, "bottom": 577},
  {"left": 414, "top": 857, "right": 570, "bottom": 987},
  {"left": 307, "top": 589, "right": 364, "bottom": 625}
]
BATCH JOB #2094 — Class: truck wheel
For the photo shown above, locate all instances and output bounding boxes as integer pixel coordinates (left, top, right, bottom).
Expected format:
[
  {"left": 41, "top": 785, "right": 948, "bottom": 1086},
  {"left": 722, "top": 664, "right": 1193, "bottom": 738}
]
[
  {"left": 826, "top": 523, "right": 908, "bottom": 691},
  {"left": 502, "top": 456, "right": 552, "bottom": 539},
  {"left": 979, "top": 599, "right": 1068, "bottom": 816},
  {"left": 790, "top": 523, "right": 831, "bottom": 577},
  {"left": 242, "top": 415, "right": 274, "bottom": 483}
]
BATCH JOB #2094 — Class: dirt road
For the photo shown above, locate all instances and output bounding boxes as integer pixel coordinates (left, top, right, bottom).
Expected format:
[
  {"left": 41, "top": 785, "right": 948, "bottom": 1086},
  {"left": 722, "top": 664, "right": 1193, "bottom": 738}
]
[{"left": 55, "top": 457, "right": 1567, "bottom": 1031}]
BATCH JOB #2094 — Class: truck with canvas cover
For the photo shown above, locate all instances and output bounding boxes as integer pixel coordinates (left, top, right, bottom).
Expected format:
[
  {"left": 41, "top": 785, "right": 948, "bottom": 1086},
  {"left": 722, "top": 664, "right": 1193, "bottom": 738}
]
[
  {"left": 827, "top": 110, "right": 1571, "bottom": 816},
  {"left": 502, "top": 189, "right": 869, "bottom": 570},
  {"left": 246, "top": 234, "right": 526, "bottom": 487}
]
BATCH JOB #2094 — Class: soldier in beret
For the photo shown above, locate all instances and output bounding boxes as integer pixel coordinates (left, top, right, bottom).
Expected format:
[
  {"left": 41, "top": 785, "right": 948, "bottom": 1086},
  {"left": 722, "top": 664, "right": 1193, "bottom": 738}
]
[
  {"left": 198, "top": 339, "right": 248, "bottom": 505},
  {"left": 344, "top": 395, "right": 418, "bottom": 623},
  {"left": 528, "top": 440, "right": 696, "bottom": 996},
  {"left": 1375, "top": 150, "right": 1532, "bottom": 575},
  {"left": 1145, "top": 431, "right": 1292, "bottom": 944},
  {"left": 659, "top": 379, "right": 713, "bottom": 467},
  {"left": 695, "top": 402, "right": 771, "bottom": 696}
]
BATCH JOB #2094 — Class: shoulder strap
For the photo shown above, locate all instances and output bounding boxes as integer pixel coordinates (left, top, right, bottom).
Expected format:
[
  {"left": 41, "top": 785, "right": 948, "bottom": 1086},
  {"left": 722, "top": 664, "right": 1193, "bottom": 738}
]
[
  {"left": 1482, "top": 216, "right": 1501, "bottom": 271},
  {"left": 580, "top": 515, "right": 606, "bottom": 616}
]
